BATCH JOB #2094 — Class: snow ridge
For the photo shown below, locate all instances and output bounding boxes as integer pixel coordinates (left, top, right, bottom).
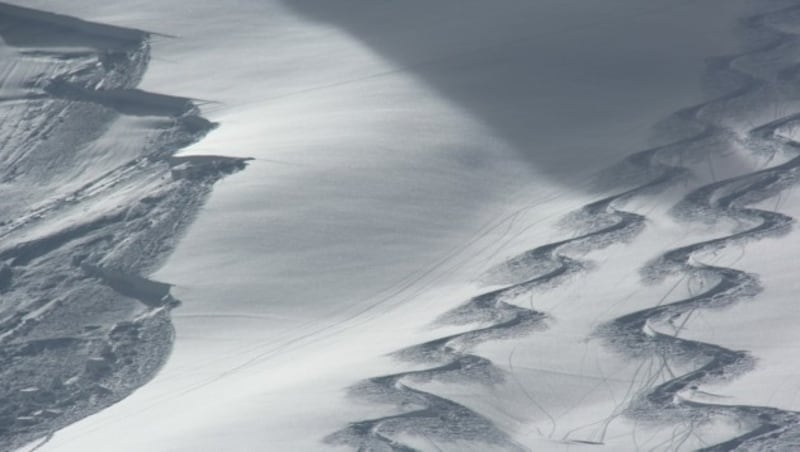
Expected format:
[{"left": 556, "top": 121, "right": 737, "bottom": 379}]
[{"left": 0, "top": 4, "right": 246, "bottom": 450}]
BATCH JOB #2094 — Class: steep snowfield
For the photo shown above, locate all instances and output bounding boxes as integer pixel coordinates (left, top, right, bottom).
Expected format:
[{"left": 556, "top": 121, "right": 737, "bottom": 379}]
[{"left": 6, "top": 0, "right": 800, "bottom": 451}]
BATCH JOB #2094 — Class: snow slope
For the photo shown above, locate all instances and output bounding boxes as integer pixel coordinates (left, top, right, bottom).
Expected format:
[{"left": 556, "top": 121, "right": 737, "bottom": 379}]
[{"left": 6, "top": 0, "right": 800, "bottom": 451}]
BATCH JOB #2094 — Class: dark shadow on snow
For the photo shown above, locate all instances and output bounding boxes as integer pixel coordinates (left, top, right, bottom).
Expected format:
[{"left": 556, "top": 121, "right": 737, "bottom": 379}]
[{"left": 279, "top": 0, "right": 751, "bottom": 188}]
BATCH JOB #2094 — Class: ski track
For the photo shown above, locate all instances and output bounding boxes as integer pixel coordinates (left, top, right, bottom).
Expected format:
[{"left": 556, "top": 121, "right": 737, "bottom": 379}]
[
  {"left": 597, "top": 3, "right": 800, "bottom": 451},
  {"left": 0, "top": 3, "right": 247, "bottom": 450},
  {"left": 331, "top": 2, "right": 800, "bottom": 451},
  {"left": 326, "top": 66, "right": 679, "bottom": 452},
  {"left": 325, "top": 115, "right": 707, "bottom": 449}
]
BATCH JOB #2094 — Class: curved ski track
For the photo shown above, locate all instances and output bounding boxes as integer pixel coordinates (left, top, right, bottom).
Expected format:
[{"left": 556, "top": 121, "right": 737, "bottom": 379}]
[
  {"left": 331, "top": 2, "right": 800, "bottom": 451},
  {"left": 327, "top": 192, "right": 650, "bottom": 451},
  {"left": 597, "top": 3, "right": 800, "bottom": 451}
]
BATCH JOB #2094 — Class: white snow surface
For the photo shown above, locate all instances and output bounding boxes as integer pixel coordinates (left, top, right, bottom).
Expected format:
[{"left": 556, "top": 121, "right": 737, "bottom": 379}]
[{"left": 9, "top": 0, "right": 800, "bottom": 451}]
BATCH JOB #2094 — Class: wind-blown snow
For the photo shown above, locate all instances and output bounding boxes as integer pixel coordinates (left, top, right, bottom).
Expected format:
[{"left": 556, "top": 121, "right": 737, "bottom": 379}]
[{"left": 6, "top": 0, "right": 800, "bottom": 451}]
